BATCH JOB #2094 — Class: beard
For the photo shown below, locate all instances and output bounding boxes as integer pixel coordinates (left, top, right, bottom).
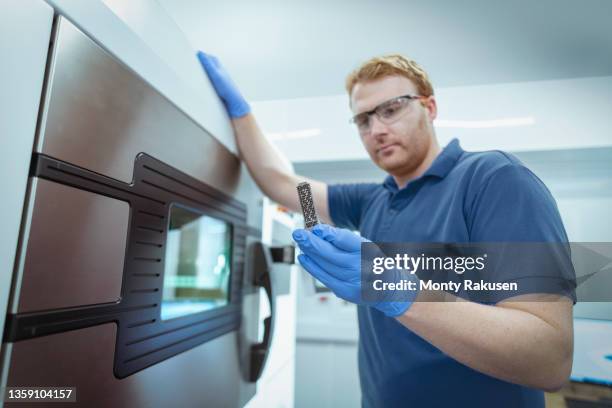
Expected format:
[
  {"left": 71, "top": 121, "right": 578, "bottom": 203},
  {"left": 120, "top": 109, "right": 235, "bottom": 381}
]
[{"left": 370, "top": 113, "right": 432, "bottom": 177}]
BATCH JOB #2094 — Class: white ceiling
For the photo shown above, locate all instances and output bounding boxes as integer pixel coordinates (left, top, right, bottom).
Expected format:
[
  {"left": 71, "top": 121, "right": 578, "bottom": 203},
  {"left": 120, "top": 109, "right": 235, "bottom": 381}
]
[{"left": 159, "top": 0, "right": 612, "bottom": 101}]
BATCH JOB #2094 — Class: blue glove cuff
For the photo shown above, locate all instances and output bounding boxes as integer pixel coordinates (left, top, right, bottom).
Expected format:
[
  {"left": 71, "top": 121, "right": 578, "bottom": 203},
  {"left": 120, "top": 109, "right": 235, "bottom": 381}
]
[
  {"left": 373, "top": 272, "right": 420, "bottom": 317},
  {"left": 226, "top": 99, "right": 251, "bottom": 119},
  {"left": 379, "top": 301, "right": 413, "bottom": 317}
]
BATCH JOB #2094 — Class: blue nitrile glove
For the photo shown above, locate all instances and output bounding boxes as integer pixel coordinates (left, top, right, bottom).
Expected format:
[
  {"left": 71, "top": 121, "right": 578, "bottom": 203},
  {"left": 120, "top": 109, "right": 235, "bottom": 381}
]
[
  {"left": 293, "top": 224, "right": 416, "bottom": 317},
  {"left": 197, "top": 51, "right": 251, "bottom": 118}
]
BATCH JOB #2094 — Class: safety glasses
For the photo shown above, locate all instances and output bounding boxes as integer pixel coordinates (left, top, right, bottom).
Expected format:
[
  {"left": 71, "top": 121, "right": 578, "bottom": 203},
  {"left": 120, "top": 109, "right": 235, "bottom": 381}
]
[{"left": 350, "top": 94, "right": 426, "bottom": 134}]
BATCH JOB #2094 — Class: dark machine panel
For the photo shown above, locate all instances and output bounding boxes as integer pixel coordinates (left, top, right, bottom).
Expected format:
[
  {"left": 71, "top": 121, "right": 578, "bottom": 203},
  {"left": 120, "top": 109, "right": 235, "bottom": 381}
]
[{"left": 6, "top": 153, "right": 248, "bottom": 379}]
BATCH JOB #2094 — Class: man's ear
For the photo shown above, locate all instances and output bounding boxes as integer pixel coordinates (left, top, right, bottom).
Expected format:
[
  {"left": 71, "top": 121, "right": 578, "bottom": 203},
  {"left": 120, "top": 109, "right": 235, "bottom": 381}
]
[{"left": 423, "top": 96, "right": 437, "bottom": 121}]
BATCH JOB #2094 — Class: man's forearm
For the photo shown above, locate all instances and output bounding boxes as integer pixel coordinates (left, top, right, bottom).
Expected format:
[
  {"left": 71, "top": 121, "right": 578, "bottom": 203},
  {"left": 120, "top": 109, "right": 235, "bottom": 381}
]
[
  {"left": 198, "top": 53, "right": 329, "bottom": 219},
  {"left": 231, "top": 114, "right": 299, "bottom": 210},
  {"left": 396, "top": 296, "right": 573, "bottom": 391}
]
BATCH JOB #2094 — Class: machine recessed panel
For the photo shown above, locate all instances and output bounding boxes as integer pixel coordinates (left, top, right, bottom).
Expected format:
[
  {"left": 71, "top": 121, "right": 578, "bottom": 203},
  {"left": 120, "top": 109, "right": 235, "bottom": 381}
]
[{"left": 16, "top": 179, "right": 128, "bottom": 313}]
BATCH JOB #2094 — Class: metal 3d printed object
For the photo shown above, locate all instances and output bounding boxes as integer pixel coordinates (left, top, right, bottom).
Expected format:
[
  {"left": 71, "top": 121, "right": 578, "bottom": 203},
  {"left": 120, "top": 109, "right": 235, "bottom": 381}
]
[{"left": 297, "top": 181, "right": 319, "bottom": 230}]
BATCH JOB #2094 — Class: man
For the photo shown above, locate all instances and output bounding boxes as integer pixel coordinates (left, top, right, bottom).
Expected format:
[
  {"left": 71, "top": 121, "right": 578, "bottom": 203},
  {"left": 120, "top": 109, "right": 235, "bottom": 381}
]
[{"left": 197, "top": 52, "right": 575, "bottom": 407}]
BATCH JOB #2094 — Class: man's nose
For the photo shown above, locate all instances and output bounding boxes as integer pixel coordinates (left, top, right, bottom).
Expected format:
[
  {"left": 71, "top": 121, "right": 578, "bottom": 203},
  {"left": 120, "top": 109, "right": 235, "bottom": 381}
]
[{"left": 369, "top": 114, "right": 388, "bottom": 137}]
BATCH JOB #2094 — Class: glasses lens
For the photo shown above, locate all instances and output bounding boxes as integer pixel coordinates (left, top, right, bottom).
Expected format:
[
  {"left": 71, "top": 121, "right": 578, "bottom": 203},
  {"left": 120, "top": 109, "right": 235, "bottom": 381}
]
[
  {"left": 352, "top": 113, "right": 370, "bottom": 131},
  {"left": 376, "top": 98, "right": 410, "bottom": 123}
]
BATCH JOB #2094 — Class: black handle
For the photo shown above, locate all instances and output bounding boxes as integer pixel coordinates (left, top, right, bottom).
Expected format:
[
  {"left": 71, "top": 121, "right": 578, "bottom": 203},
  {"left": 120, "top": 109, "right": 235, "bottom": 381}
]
[
  {"left": 247, "top": 243, "right": 295, "bottom": 382},
  {"left": 248, "top": 242, "right": 276, "bottom": 382}
]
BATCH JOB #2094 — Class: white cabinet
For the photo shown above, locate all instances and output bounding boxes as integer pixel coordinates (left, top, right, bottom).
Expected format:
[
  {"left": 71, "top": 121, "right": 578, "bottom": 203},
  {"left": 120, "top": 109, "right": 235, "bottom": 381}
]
[
  {"left": 246, "top": 199, "right": 298, "bottom": 408},
  {"left": 294, "top": 266, "right": 361, "bottom": 408}
]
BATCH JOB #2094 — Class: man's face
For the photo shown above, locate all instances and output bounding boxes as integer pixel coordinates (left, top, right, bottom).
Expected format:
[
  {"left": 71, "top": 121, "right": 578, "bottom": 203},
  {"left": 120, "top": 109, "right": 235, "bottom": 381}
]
[{"left": 350, "top": 75, "right": 437, "bottom": 177}]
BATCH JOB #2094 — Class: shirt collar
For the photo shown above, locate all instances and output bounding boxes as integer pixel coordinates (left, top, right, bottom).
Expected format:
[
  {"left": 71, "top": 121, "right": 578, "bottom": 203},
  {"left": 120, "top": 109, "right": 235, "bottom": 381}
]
[{"left": 383, "top": 138, "right": 464, "bottom": 191}]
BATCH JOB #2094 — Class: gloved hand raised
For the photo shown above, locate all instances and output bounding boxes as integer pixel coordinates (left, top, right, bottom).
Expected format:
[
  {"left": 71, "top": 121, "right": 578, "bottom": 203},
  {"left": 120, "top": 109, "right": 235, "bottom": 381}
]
[
  {"left": 293, "top": 224, "right": 417, "bottom": 317},
  {"left": 197, "top": 51, "right": 251, "bottom": 118}
]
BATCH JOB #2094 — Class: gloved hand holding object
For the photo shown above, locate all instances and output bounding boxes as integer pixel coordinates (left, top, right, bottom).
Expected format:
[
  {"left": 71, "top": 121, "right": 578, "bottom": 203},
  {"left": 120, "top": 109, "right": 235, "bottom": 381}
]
[
  {"left": 197, "top": 51, "right": 251, "bottom": 118},
  {"left": 293, "top": 224, "right": 418, "bottom": 317}
]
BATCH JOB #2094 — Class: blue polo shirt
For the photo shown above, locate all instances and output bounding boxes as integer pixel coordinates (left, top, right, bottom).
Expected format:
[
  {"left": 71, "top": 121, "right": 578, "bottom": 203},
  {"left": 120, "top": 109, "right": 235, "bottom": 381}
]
[{"left": 327, "top": 138, "right": 575, "bottom": 408}]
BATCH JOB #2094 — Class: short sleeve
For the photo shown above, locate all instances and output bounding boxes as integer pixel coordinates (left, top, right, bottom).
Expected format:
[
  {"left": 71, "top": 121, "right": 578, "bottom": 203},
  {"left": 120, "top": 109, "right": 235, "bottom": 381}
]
[
  {"left": 467, "top": 164, "right": 577, "bottom": 303},
  {"left": 469, "top": 164, "right": 567, "bottom": 242},
  {"left": 327, "top": 183, "right": 378, "bottom": 231}
]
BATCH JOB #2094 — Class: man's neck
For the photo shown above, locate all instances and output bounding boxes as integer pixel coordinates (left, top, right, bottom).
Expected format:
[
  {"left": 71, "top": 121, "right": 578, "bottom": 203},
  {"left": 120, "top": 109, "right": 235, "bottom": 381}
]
[{"left": 393, "top": 141, "right": 441, "bottom": 189}]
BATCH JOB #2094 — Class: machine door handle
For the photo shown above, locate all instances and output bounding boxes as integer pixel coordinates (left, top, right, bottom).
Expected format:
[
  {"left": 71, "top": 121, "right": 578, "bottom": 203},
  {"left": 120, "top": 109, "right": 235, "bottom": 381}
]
[{"left": 248, "top": 242, "right": 276, "bottom": 382}]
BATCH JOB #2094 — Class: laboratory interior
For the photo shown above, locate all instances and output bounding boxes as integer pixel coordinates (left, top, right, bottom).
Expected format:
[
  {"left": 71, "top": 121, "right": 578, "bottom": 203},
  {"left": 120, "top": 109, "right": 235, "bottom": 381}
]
[{"left": 1, "top": 1, "right": 611, "bottom": 407}]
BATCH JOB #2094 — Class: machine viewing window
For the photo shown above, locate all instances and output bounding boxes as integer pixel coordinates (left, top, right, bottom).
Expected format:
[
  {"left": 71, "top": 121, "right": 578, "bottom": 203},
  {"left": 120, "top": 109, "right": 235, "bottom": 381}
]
[{"left": 161, "top": 205, "right": 232, "bottom": 321}]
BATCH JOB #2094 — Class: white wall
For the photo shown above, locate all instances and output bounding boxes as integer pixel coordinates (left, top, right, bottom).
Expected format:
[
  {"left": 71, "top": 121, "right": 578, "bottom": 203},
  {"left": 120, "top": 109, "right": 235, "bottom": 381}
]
[
  {"left": 252, "top": 76, "right": 612, "bottom": 163},
  {"left": 516, "top": 149, "right": 612, "bottom": 321}
]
